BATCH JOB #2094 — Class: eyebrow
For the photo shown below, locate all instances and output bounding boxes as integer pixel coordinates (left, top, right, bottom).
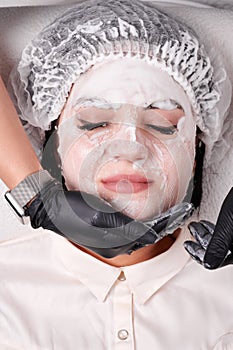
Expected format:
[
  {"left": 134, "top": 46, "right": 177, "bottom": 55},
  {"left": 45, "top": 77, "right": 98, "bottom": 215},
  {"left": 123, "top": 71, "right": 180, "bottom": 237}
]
[
  {"left": 146, "top": 99, "right": 183, "bottom": 110},
  {"left": 73, "top": 97, "right": 183, "bottom": 110},
  {"left": 72, "top": 97, "right": 117, "bottom": 109}
]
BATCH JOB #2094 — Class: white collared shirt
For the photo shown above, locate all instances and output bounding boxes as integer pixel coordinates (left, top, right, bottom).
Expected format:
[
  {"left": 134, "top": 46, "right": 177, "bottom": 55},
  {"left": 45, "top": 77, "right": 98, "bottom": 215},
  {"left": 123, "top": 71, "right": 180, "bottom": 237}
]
[{"left": 0, "top": 227, "right": 233, "bottom": 350}]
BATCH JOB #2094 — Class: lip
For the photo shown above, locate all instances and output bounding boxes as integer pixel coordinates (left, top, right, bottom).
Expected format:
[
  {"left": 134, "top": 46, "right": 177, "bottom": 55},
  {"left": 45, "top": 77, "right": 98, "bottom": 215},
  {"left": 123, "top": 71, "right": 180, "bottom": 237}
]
[{"left": 101, "top": 174, "right": 152, "bottom": 194}]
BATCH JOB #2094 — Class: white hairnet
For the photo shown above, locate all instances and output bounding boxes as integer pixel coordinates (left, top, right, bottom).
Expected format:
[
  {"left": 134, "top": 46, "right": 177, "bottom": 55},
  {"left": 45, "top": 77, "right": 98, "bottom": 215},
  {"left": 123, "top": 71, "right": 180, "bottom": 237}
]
[{"left": 9, "top": 0, "right": 228, "bottom": 158}]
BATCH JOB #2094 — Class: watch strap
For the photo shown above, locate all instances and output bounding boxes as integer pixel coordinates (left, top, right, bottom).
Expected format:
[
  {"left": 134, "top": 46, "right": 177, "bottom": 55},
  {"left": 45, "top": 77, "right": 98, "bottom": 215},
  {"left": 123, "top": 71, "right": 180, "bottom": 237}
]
[{"left": 10, "top": 170, "right": 53, "bottom": 207}]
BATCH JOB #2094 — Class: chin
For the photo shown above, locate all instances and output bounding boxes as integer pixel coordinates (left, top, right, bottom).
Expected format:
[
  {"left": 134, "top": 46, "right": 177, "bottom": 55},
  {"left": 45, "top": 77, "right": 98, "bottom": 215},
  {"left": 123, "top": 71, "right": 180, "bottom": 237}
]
[
  {"left": 121, "top": 208, "right": 161, "bottom": 222},
  {"left": 106, "top": 195, "right": 164, "bottom": 222}
]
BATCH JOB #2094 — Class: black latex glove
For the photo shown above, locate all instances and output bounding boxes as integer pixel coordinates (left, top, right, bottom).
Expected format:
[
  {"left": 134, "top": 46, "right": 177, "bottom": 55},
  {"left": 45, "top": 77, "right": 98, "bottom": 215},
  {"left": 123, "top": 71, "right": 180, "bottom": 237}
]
[
  {"left": 26, "top": 179, "right": 193, "bottom": 258},
  {"left": 184, "top": 188, "right": 233, "bottom": 269}
]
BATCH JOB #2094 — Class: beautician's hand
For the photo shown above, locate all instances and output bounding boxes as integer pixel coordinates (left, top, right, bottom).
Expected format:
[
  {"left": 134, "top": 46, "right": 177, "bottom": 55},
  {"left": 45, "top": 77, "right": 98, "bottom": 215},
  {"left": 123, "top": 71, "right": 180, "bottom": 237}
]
[
  {"left": 27, "top": 178, "right": 193, "bottom": 258},
  {"left": 184, "top": 188, "right": 233, "bottom": 269}
]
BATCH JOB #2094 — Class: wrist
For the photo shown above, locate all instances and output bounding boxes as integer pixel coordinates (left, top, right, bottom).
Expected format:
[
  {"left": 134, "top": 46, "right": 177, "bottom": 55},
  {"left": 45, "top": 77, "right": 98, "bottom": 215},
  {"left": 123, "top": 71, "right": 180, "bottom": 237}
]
[{"left": 4, "top": 170, "right": 54, "bottom": 223}]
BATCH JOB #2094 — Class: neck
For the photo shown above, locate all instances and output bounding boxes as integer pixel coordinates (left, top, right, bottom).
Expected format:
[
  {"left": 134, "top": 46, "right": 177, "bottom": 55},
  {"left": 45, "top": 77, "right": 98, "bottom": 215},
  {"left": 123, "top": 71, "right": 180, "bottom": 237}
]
[{"left": 70, "top": 229, "right": 180, "bottom": 267}]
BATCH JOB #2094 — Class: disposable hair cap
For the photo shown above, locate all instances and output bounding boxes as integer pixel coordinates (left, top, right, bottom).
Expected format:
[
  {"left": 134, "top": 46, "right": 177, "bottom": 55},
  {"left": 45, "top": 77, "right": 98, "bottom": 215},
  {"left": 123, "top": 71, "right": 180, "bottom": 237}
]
[{"left": 9, "top": 0, "right": 229, "bottom": 159}]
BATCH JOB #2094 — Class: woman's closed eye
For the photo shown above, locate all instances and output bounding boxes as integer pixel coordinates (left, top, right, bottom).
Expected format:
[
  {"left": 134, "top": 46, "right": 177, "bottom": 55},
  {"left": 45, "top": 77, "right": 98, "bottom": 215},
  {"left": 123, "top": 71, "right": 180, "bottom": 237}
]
[
  {"left": 78, "top": 120, "right": 109, "bottom": 131},
  {"left": 78, "top": 120, "right": 177, "bottom": 135},
  {"left": 145, "top": 124, "right": 177, "bottom": 135}
]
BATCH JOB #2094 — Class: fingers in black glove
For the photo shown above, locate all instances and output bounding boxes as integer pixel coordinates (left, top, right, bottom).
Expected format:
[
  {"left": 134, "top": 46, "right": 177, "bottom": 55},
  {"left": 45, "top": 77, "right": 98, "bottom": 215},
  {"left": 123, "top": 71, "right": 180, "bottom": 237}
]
[
  {"left": 203, "top": 188, "right": 233, "bottom": 268},
  {"left": 184, "top": 219, "right": 233, "bottom": 269},
  {"left": 184, "top": 220, "right": 214, "bottom": 266}
]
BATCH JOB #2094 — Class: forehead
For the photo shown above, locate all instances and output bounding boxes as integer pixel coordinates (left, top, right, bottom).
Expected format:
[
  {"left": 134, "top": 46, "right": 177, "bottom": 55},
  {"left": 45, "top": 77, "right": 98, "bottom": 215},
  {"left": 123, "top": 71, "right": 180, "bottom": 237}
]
[{"left": 68, "top": 57, "right": 191, "bottom": 109}]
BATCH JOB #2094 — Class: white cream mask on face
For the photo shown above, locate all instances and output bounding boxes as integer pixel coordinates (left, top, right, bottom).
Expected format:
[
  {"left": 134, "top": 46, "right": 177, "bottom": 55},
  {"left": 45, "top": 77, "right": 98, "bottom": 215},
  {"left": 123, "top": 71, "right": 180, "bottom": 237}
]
[
  {"left": 57, "top": 107, "right": 169, "bottom": 218},
  {"left": 57, "top": 57, "right": 196, "bottom": 220}
]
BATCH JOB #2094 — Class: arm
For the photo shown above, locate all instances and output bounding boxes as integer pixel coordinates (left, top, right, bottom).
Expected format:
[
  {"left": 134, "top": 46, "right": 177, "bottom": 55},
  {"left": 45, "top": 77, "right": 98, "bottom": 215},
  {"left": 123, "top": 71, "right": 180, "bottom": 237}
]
[{"left": 0, "top": 76, "right": 42, "bottom": 189}]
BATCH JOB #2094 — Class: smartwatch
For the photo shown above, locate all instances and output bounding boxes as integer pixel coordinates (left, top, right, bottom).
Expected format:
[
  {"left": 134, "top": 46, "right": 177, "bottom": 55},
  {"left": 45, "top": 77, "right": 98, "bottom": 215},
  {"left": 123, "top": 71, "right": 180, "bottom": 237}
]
[{"left": 4, "top": 170, "right": 53, "bottom": 224}]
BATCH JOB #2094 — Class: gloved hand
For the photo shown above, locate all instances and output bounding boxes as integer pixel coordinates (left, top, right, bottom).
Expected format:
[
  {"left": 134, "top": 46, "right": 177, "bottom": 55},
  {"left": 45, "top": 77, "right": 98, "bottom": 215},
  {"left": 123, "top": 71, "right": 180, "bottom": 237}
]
[
  {"left": 184, "top": 188, "right": 233, "bottom": 269},
  {"left": 27, "top": 178, "right": 193, "bottom": 258}
]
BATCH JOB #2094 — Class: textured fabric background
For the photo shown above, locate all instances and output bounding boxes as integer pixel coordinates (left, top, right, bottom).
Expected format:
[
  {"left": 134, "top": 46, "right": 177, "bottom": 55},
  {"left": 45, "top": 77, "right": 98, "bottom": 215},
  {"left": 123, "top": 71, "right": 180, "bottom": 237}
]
[
  {"left": 0, "top": 0, "right": 232, "bottom": 9},
  {"left": 0, "top": 0, "right": 78, "bottom": 7}
]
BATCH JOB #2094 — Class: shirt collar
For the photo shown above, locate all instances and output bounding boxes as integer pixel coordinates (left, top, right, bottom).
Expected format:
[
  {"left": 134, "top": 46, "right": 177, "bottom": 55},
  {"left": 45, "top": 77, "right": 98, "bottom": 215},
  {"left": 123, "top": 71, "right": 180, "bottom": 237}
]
[
  {"left": 122, "top": 227, "right": 191, "bottom": 304},
  {"left": 54, "top": 226, "right": 191, "bottom": 304},
  {"left": 54, "top": 235, "right": 120, "bottom": 302}
]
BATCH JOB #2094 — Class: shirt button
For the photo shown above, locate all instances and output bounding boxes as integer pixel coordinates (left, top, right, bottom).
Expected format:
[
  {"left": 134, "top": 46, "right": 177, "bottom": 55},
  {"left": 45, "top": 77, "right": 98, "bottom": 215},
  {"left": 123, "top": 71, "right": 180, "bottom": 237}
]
[
  {"left": 118, "top": 329, "right": 129, "bottom": 340},
  {"left": 118, "top": 271, "right": 126, "bottom": 281}
]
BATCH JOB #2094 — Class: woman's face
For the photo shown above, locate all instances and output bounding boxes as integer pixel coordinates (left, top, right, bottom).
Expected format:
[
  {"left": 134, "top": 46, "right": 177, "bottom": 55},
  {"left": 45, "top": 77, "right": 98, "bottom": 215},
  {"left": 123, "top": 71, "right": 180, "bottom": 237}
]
[{"left": 57, "top": 57, "right": 196, "bottom": 221}]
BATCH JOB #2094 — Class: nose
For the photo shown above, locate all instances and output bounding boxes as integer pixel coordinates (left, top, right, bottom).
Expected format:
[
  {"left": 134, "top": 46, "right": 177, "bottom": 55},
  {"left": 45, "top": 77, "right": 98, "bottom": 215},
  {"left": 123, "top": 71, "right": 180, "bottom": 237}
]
[
  {"left": 105, "top": 104, "right": 150, "bottom": 163},
  {"left": 117, "top": 124, "right": 138, "bottom": 142},
  {"left": 107, "top": 137, "right": 149, "bottom": 162}
]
